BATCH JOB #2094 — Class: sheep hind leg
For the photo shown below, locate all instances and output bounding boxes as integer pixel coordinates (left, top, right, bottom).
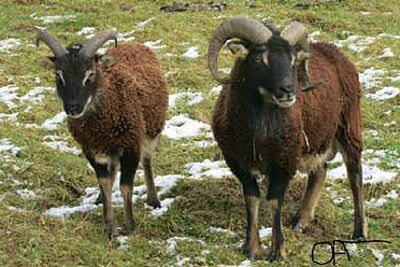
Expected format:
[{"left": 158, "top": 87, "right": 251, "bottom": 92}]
[
  {"left": 142, "top": 136, "right": 161, "bottom": 208},
  {"left": 291, "top": 163, "right": 327, "bottom": 232},
  {"left": 339, "top": 144, "right": 367, "bottom": 240},
  {"left": 120, "top": 150, "right": 140, "bottom": 234},
  {"left": 225, "top": 158, "right": 263, "bottom": 259}
]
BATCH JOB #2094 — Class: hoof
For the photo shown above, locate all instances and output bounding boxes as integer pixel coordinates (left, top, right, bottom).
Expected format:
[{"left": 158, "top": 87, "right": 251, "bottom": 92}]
[
  {"left": 290, "top": 214, "right": 309, "bottom": 233},
  {"left": 268, "top": 248, "right": 286, "bottom": 262},
  {"left": 104, "top": 223, "right": 116, "bottom": 239},
  {"left": 123, "top": 221, "right": 136, "bottom": 235},
  {"left": 352, "top": 231, "right": 367, "bottom": 241},
  {"left": 95, "top": 192, "right": 103, "bottom": 205},
  {"left": 242, "top": 243, "right": 264, "bottom": 260},
  {"left": 146, "top": 197, "right": 161, "bottom": 209}
]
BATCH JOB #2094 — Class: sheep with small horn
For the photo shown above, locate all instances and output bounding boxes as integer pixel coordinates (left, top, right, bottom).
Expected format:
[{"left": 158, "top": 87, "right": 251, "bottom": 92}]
[
  {"left": 209, "top": 17, "right": 366, "bottom": 260},
  {"left": 37, "top": 29, "right": 168, "bottom": 238}
]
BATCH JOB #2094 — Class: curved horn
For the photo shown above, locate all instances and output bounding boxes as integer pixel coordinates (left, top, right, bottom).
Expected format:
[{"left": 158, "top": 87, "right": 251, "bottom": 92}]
[
  {"left": 36, "top": 29, "right": 67, "bottom": 58},
  {"left": 79, "top": 30, "right": 117, "bottom": 59},
  {"left": 280, "top": 21, "right": 307, "bottom": 47},
  {"left": 208, "top": 17, "right": 273, "bottom": 84}
]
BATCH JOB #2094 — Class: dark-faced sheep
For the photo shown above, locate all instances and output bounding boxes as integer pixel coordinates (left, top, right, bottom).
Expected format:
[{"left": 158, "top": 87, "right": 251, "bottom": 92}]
[
  {"left": 37, "top": 30, "right": 168, "bottom": 237},
  {"left": 208, "top": 17, "right": 367, "bottom": 260}
]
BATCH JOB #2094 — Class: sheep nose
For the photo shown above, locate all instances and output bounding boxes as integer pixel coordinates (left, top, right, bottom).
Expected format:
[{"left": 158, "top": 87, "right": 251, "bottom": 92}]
[
  {"left": 65, "top": 103, "right": 81, "bottom": 115},
  {"left": 278, "top": 84, "right": 295, "bottom": 94}
]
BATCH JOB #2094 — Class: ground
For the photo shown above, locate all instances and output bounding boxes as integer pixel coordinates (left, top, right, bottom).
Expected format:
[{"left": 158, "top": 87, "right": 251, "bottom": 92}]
[{"left": 0, "top": 0, "right": 399, "bottom": 266}]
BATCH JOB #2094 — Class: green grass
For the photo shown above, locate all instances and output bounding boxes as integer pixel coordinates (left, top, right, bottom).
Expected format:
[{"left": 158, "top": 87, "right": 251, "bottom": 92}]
[{"left": 0, "top": 0, "right": 399, "bottom": 266}]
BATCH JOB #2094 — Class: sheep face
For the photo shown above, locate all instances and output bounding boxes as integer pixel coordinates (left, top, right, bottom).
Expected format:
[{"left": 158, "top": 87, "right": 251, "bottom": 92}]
[
  {"left": 52, "top": 44, "right": 98, "bottom": 119},
  {"left": 236, "top": 37, "right": 297, "bottom": 109}
]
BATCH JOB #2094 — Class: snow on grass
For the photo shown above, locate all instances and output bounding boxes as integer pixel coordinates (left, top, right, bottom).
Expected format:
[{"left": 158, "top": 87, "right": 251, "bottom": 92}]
[
  {"left": 41, "top": 112, "right": 67, "bottom": 130},
  {"left": 136, "top": 17, "right": 154, "bottom": 28},
  {"left": 33, "top": 14, "right": 77, "bottom": 24},
  {"left": 259, "top": 227, "right": 272, "bottom": 239},
  {"left": 42, "top": 139, "right": 80, "bottom": 155},
  {"left": 143, "top": 39, "right": 166, "bottom": 50},
  {"left": 45, "top": 174, "right": 183, "bottom": 217},
  {"left": 380, "top": 48, "right": 395, "bottom": 58},
  {"left": 183, "top": 46, "right": 199, "bottom": 58},
  {"left": 358, "top": 68, "right": 386, "bottom": 90},
  {"left": 16, "top": 189, "right": 37, "bottom": 200},
  {"left": 19, "top": 86, "right": 54, "bottom": 104},
  {"left": 334, "top": 35, "right": 375, "bottom": 53},
  {"left": 211, "top": 85, "right": 223, "bottom": 95},
  {"left": 366, "top": 190, "right": 399, "bottom": 207},
  {"left": 0, "top": 38, "right": 21, "bottom": 53},
  {"left": 116, "top": 235, "right": 129, "bottom": 251},
  {"left": 169, "top": 92, "right": 203, "bottom": 108},
  {"left": 371, "top": 249, "right": 384, "bottom": 265},
  {"left": 163, "top": 114, "right": 210, "bottom": 139},
  {"left": 192, "top": 140, "right": 217, "bottom": 148},
  {"left": 365, "top": 86, "right": 399, "bottom": 100},
  {"left": 0, "top": 85, "right": 19, "bottom": 109},
  {"left": 0, "top": 112, "right": 18, "bottom": 121},
  {"left": 185, "top": 159, "right": 233, "bottom": 179},
  {"left": 0, "top": 138, "right": 22, "bottom": 156},
  {"left": 149, "top": 198, "right": 175, "bottom": 217},
  {"left": 209, "top": 227, "right": 238, "bottom": 238},
  {"left": 392, "top": 253, "right": 400, "bottom": 261},
  {"left": 76, "top": 27, "right": 96, "bottom": 36},
  {"left": 328, "top": 163, "right": 397, "bottom": 184},
  {"left": 166, "top": 236, "right": 206, "bottom": 254}
]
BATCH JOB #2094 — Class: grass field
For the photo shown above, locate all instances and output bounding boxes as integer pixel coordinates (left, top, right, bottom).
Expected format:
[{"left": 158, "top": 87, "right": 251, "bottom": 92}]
[{"left": 0, "top": 0, "right": 399, "bottom": 266}]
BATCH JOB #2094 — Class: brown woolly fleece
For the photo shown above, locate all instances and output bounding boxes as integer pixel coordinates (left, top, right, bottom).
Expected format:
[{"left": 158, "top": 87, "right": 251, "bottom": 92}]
[
  {"left": 68, "top": 44, "right": 168, "bottom": 155},
  {"left": 212, "top": 42, "right": 362, "bottom": 175}
]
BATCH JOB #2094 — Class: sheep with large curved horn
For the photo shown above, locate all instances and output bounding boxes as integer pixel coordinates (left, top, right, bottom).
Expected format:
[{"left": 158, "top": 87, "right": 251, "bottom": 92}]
[
  {"left": 79, "top": 30, "right": 118, "bottom": 60},
  {"left": 36, "top": 29, "right": 68, "bottom": 58},
  {"left": 208, "top": 17, "right": 273, "bottom": 84}
]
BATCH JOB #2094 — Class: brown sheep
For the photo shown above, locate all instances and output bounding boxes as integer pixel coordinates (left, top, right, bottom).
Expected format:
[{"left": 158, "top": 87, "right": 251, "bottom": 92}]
[
  {"left": 36, "top": 30, "right": 168, "bottom": 238},
  {"left": 208, "top": 17, "right": 366, "bottom": 260}
]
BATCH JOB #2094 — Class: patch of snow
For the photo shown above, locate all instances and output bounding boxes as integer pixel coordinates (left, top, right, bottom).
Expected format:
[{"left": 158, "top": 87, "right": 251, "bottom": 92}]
[
  {"left": 42, "top": 140, "right": 80, "bottom": 155},
  {"left": 0, "top": 85, "right": 19, "bottom": 108},
  {"left": 333, "top": 197, "right": 345, "bottom": 205},
  {"left": 136, "top": 17, "right": 154, "bottom": 28},
  {"left": 372, "top": 249, "right": 384, "bottom": 265},
  {"left": 359, "top": 68, "right": 386, "bottom": 90},
  {"left": 360, "top": 11, "right": 372, "bottom": 15},
  {"left": 209, "top": 227, "right": 238, "bottom": 238},
  {"left": 378, "top": 33, "right": 400, "bottom": 39},
  {"left": 76, "top": 27, "right": 96, "bottom": 35},
  {"left": 346, "top": 243, "right": 358, "bottom": 256},
  {"left": 0, "top": 39, "right": 21, "bottom": 53},
  {"left": 383, "top": 121, "right": 396, "bottom": 127},
  {"left": 20, "top": 86, "right": 54, "bottom": 104},
  {"left": 328, "top": 153, "right": 343, "bottom": 164},
  {"left": 365, "top": 87, "right": 399, "bottom": 100},
  {"left": 328, "top": 164, "right": 397, "bottom": 184},
  {"left": 167, "top": 236, "right": 206, "bottom": 255},
  {"left": 116, "top": 235, "right": 129, "bottom": 250},
  {"left": 309, "top": 31, "right": 321, "bottom": 43},
  {"left": 211, "top": 85, "right": 223, "bottom": 95},
  {"left": 16, "top": 189, "right": 37, "bottom": 200},
  {"left": 259, "top": 227, "right": 272, "bottom": 239},
  {"left": 41, "top": 112, "right": 67, "bottom": 130},
  {"left": 149, "top": 198, "right": 175, "bottom": 217},
  {"left": 380, "top": 48, "right": 395, "bottom": 58},
  {"left": 0, "top": 138, "right": 22, "bottom": 156},
  {"left": 163, "top": 115, "right": 210, "bottom": 139},
  {"left": 185, "top": 159, "right": 230, "bottom": 179},
  {"left": 218, "top": 68, "right": 231, "bottom": 74},
  {"left": 201, "top": 168, "right": 233, "bottom": 179},
  {"left": 334, "top": 35, "right": 375, "bottom": 53},
  {"left": 0, "top": 112, "right": 18, "bottom": 121},
  {"left": 45, "top": 174, "right": 183, "bottom": 217},
  {"left": 193, "top": 140, "right": 217, "bottom": 148},
  {"left": 183, "top": 46, "right": 199, "bottom": 58},
  {"left": 169, "top": 92, "right": 203, "bottom": 108},
  {"left": 392, "top": 253, "right": 400, "bottom": 261},
  {"left": 34, "top": 14, "right": 77, "bottom": 24},
  {"left": 367, "top": 190, "right": 399, "bottom": 207},
  {"left": 143, "top": 39, "right": 165, "bottom": 50}
]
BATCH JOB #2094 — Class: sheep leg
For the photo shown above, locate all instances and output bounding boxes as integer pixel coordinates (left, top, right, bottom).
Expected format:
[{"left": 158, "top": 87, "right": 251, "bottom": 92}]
[
  {"left": 225, "top": 158, "right": 262, "bottom": 259},
  {"left": 340, "top": 146, "right": 367, "bottom": 240},
  {"left": 266, "top": 172, "right": 290, "bottom": 261},
  {"left": 143, "top": 156, "right": 161, "bottom": 208},
  {"left": 84, "top": 151, "right": 117, "bottom": 238},
  {"left": 120, "top": 149, "right": 140, "bottom": 234},
  {"left": 291, "top": 163, "right": 327, "bottom": 232}
]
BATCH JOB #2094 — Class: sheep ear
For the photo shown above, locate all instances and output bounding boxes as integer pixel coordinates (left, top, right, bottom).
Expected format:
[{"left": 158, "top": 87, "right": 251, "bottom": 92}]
[
  {"left": 98, "top": 55, "right": 116, "bottom": 67},
  {"left": 227, "top": 40, "right": 249, "bottom": 58},
  {"left": 38, "top": 56, "right": 56, "bottom": 69}
]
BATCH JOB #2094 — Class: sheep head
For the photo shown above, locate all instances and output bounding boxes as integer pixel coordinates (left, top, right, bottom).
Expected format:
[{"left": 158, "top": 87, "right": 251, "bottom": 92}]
[
  {"left": 208, "top": 18, "right": 314, "bottom": 109},
  {"left": 36, "top": 29, "right": 117, "bottom": 118}
]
